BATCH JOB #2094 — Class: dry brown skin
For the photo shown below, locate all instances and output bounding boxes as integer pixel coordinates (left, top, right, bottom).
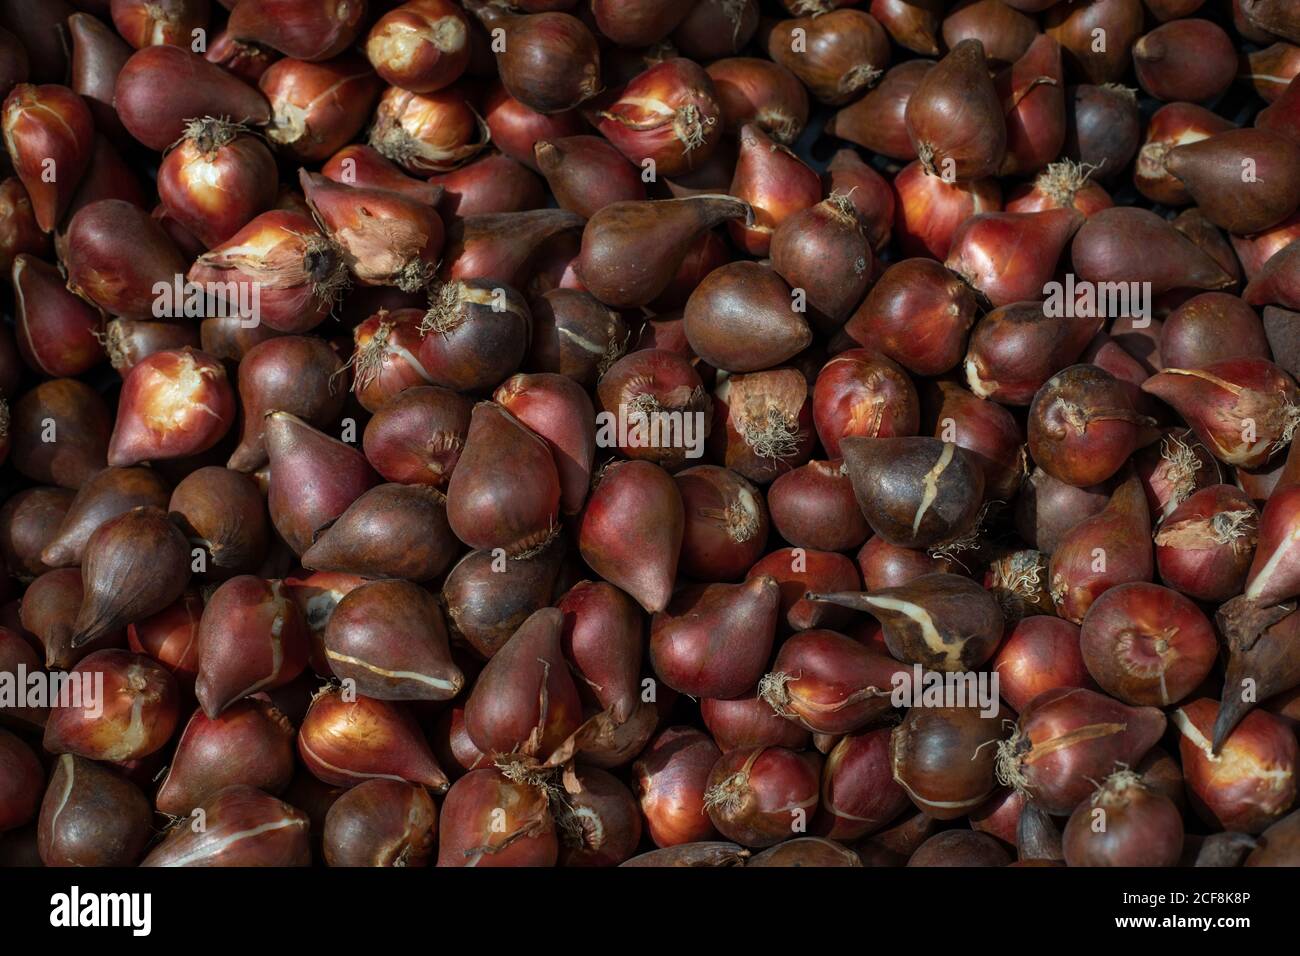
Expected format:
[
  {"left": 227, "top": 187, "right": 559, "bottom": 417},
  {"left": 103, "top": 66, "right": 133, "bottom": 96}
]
[{"left": 7, "top": 0, "right": 1300, "bottom": 875}]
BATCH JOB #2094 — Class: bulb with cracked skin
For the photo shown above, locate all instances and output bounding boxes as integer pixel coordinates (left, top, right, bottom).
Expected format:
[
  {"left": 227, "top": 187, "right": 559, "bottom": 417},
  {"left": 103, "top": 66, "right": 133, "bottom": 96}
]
[{"left": 107, "top": 348, "right": 236, "bottom": 467}]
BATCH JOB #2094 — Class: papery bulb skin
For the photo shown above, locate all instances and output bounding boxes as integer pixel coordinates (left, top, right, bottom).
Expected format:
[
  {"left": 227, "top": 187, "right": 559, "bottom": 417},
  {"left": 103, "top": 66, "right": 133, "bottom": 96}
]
[
  {"left": 70, "top": 507, "right": 191, "bottom": 650},
  {"left": 1134, "top": 101, "right": 1234, "bottom": 207},
  {"left": 362, "top": 386, "right": 471, "bottom": 488},
  {"left": 593, "top": 59, "right": 724, "bottom": 178},
  {"left": 429, "top": 152, "right": 546, "bottom": 221},
  {"left": 555, "top": 766, "right": 642, "bottom": 867},
  {"left": 759, "top": 629, "right": 905, "bottom": 735},
  {"left": 158, "top": 117, "right": 279, "bottom": 248},
  {"left": 298, "top": 687, "right": 450, "bottom": 792},
  {"left": 419, "top": 279, "right": 532, "bottom": 394},
  {"left": 893, "top": 160, "right": 1004, "bottom": 260},
  {"left": 1160, "top": 293, "right": 1270, "bottom": 371},
  {"left": 300, "top": 171, "right": 445, "bottom": 293},
  {"left": 1241, "top": 484, "right": 1300, "bottom": 607},
  {"left": 1132, "top": 19, "right": 1237, "bottom": 104},
  {"left": 441, "top": 543, "right": 564, "bottom": 658},
  {"left": 37, "top": 753, "right": 153, "bottom": 867},
  {"left": 9, "top": 379, "right": 112, "bottom": 490},
  {"left": 342, "top": 309, "right": 433, "bottom": 413},
  {"left": 283, "top": 570, "right": 364, "bottom": 679},
  {"left": 556, "top": 578, "right": 644, "bottom": 722},
  {"left": 1062, "top": 770, "right": 1184, "bottom": 867},
  {"left": 675, "top": 465, "right": 769, "bottom": 583},
  {"left": 205, "top": 28, "right": 279, "bottom": 83},
  {"left": 260, "top": 55, "right": 382, "bottom": 162},
  {"left": 706, "top": 57, "right": 809, "bottom": 145},
  {"left": 1245, "top": 241, "right": 1300, "bottom": 312},
  {"left": 996, "top": 687, "right": 1167, "bottom": 815},
  {"left": 322, "top": 144, "right": 444, "bottom": 206},
  {"left": 595, "top": 348, "right": 711, "bottom": 471},
  {"left": 463, "top": 608, "right": 583, "bottom": 761},
  {"left": 1072, "top": 206, "right": 1234, "bottom": 296},
  {"left": 890, "top": 704, "right": 1008, "bottom": 821},
  {"left": 1175, "top": 699, "right": 1297, "bottom": 834},
  {"left": 995, "top": 34, "right": 1066, "bottom": 177},
  {"left": 1140, "top": 359, "right": 1300, "bottom": 470},
  {"left": 1079, "top": 582, "right": 1218, "bottom": 707},
  {"left": 436, "top": 769, "right": 557, "bottom": 867},
  {"left": 263, "top": 411, "right": 380, "bottom": 557},
  {"left": 964, "top": 301, "right": 1101, "bottom": 407},
  {"left": 21, "top": 568, "right": 110, "bottom": 672},
  {"left": 767, "top": 460, "right": 870, "bottom": 554},
  {"left": 64, "top": 200, "right": 189, "bottom": 321},
  {"left": 67, "top": 12, "right": 133, "bottom": 144},
  {"left": 323, "top": 778, "right": 439, "bottom": 867},
  {"left": 633, "top": 726, "right": 722, "bottom": 847},
  {"left": 168, "top": 467, "right": 270, "bottom": 580},
  {"left": 0, "top": 729, "right": 44, "bottom": 834},
  {"left": 814, "top": 728, "right": 909, "bottom": 841},
  {"left": 905, "top": 39, "right": 1006, "bottom": 181},
  {"left": 439, "top": 208, "right": 583, "bottom": 286},
  {"left": 368, "top": 86, "right": 490, "bottom": 176},
  {"left": 1007, "top": 159, "right": 1114, "bottom": 217},
  {"left": 923, "top": 380, "right": 1026, "bottom": 502},
  {"left": 2, "top": 84, "right": 94, "bottom": 232},
  {"left": 827, "top": 60, "right": 932, "bottom": 162},
  {"left": 1215, "top": 603, "right": 1300, "bottom": 754},
  {"left": 770, "top": 194, "right": 873, "bottom": 327},
  {"left": 101, "top": 319, "right": 203, "bottom": 380},
  {"left": 128, "top": 591, "right": 204, "bottom": 688},
  {"left": 194, "top": 576, "right": 309, "bottom": 719},
  {"left": 303, "top": 484, "right": 457, "bottom": 584},
  {"left": 1048, "top": 475, "right": 1153, "bottom": 624},
  {"left": 993, "top": 616, "right": 1093, "bottom": 713},
  {"left": 141, "top": 785, "right": 311, "bottom": 867},
  {"left": 703, "top": 745, "right": 821, "bottom": 848},
  {"left": 0, "top": 177, "right": 48, "bottom": 275},
  {"left": 43, "top": 649, "right": 181, "bottom": 762},
  {"left": 1045, "top": 0, "right": 1145, "bottom": 84},
  {"left": 365, "top": 0, "right": 471, "bottom": 94},
  {"left": 155, "top": 699, "right": 297, "bottom": 817},
  {"left": 322, "top": 578, "right": 463, "bottom": 702},
  {"left": 813, "top": 350, "right": 920, "bottom": 459},
  {"left": 1155, "top": 484, "right": 1257, "bottom": 602},
  {"left": 495, "top": 373, "right": 596, "bottom": 516},
  {"left": 189, "top": 210, "right": 349, "bottom": 334},
  {"left": 1028, "top": 364, "right": 1158, "bottom": 488},
  {"left": 1164, "top": 129, "right": 1300, "bottom": 236},
  {"left": 107, "top": 349, "right": 236, "bottom": 467},
  {"left": 533, "top": 135, "right": 645, "bottom": 220},
  {"left": 0, "top": 626, "right": 47, "bottom": 728}
]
